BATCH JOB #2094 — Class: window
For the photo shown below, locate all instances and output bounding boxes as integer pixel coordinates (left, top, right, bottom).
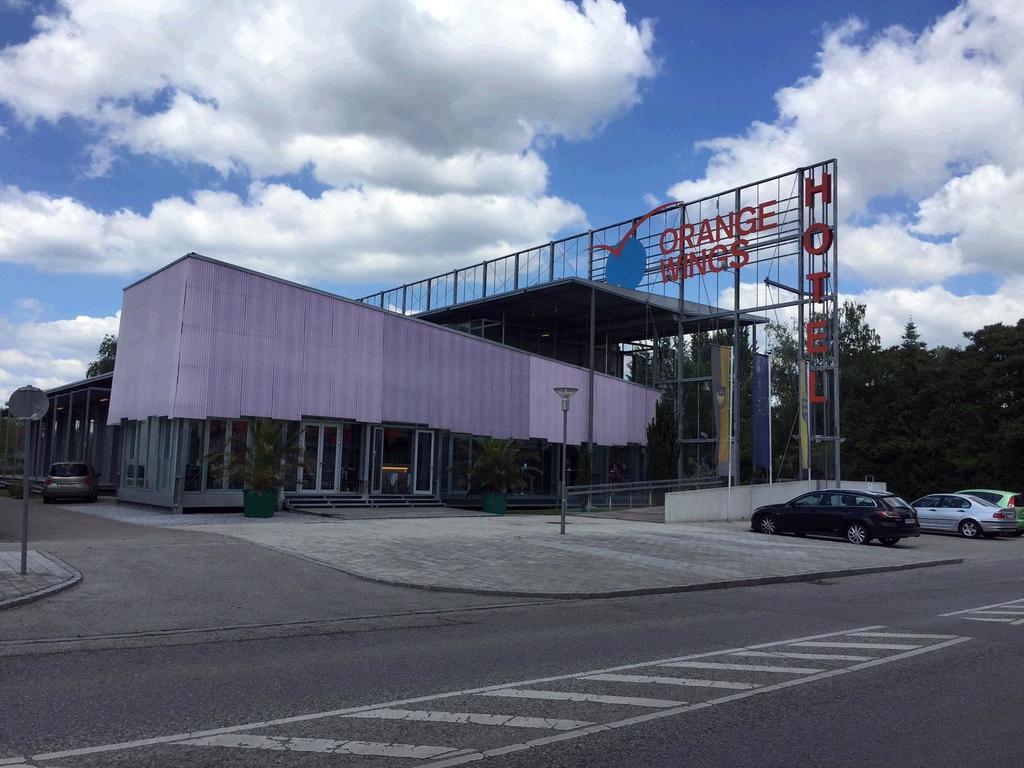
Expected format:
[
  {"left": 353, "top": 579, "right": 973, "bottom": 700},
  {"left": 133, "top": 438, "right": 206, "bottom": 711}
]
[
  {"left": 964, "top": 495, "right": 996, "bottom": 507},
  {"left": 205, "top": 419, "right": 226, "bottom": 490},
  {"left": 852, "top": 495, "right": 878, "bottom": 507},
  {"left": 939, "top": 496, "right": 969, "bottom": 509},
  {"left": 228, "top": 420, "right": 248, "bottom": 490},
  {"left": 792, "top": 493, "right": 824, "bottom": 507},
  {"left": 49, "top": 463, "right": 89, "bottom": 477},
  {"left": 967, "top": 491, "right": 999, "bottom": 503},
  {"left": 914, "top": 495, "right": 939, "bottom": 507},
  {"left": 884, "top": 496, "right": 913, "bottom": 511},
  {"left": 183, "top": 421, "right": 205, "bottom": 492}
]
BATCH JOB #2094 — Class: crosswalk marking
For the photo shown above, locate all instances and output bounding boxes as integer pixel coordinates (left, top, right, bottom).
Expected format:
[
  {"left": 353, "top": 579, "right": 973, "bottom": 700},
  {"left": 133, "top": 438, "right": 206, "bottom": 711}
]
[
  {"left": 479, "top": 689, "right": 684, "bottom": 708},
  {"left": 343, "top": 709, "right": 592, "bottom": 731},
  {"left": 729, "top": 650, "right": 874, "bottom": 662},
  {"left": 659, "top": 661, "right": 823, "bottom": 675},
  {"left": 181, "top": 734, "right": 461, "bottom": 758},
  {"left": 941, "top": 598, "right": 1024, "bottom": 617},
  {"left": 846, "top": 631, "right": 959, "bottom": 639},
  {"left": 23, "top": 624, "right": 971, "bottom": 767},
  {"left": 584, "top": 673, "right": 759, "bottom": 691},
  {"left": 789, "top": 641, "right": 921, "bottom": 650}
]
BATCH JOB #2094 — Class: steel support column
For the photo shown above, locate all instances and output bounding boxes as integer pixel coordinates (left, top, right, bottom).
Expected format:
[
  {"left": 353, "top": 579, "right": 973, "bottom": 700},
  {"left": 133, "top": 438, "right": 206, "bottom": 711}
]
[
  {"left": 588, "top": 286, "right": 595, "bottom": 451},
  {"left": 676, "top": 202, "right": 686, "bottom": 480},
  {"left": 831, "top": 161, "right": 842, "bottom": 485}
]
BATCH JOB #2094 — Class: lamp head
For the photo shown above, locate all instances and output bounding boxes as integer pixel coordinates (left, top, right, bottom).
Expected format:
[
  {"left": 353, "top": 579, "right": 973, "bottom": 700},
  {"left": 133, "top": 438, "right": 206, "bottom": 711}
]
[{"left": 553, "top": 386, "right": 578, "bottom": 412}]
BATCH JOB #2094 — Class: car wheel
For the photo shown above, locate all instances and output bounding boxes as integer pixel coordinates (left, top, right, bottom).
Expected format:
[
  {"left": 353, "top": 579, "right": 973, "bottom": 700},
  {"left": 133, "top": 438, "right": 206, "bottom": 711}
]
[
  {"left": 845, "top": 522, "right": 870, "bottom": 545},
  {"left": 758, "top": 515, "right": 778, "bottom": 535},
  {"left": 879, "top": 536, "right": 900, "bottom": 546},
  {"left": 959, "top": 519, "right": 982, "bottom": 539}
]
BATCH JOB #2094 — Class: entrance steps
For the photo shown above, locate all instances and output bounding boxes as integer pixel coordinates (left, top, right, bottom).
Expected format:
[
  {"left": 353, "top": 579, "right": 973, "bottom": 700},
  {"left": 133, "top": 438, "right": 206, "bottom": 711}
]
[{"left": 284, "top": 492, "right": 444, "bottom": 511}]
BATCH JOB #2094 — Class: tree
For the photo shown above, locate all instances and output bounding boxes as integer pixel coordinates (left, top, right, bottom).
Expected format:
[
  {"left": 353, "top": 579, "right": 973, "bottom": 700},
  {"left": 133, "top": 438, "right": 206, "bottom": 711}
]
[
  {"left": 646, "top": 396, "right": 678, "bottom": 480},
  {"left": 86, "top": 334, "right": 117, "bottom": 378}
]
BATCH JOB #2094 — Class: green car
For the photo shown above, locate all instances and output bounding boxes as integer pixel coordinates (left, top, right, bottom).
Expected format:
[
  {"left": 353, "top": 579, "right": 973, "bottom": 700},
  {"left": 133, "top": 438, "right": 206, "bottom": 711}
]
[{"left": 956, "top": 489, "right": 1024, "bottom": 536}]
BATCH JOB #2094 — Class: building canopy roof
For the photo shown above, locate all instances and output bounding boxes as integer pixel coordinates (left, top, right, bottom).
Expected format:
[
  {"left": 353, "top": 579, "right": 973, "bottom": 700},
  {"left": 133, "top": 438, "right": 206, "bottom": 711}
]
[{"left": 417, "top": 278, "right": 766, "bottom": 346}]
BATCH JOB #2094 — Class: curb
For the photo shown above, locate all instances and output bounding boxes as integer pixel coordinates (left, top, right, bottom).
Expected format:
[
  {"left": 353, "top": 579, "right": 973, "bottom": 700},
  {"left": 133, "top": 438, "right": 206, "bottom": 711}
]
[
  {"left": 0, "top": 552, "right": 82, "bottom": 611},
  {"left": 270, "top": 546, "right": 964, "bottom": 600}
]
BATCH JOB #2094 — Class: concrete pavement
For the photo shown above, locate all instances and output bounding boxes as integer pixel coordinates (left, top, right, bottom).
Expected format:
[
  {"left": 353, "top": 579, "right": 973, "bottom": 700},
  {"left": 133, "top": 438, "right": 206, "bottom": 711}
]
[
  {"left": 176, "top": 514, "right": 965, "bottom": 597},
  {"left": 0, "top": 550, "right": 80, "bottom": 609}
]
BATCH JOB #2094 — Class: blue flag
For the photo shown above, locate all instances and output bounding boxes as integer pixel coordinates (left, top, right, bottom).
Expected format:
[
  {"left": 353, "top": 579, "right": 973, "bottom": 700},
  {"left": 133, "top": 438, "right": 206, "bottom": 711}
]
[{"left": 752, "top": 353, "right": 770, "bottom": 471}]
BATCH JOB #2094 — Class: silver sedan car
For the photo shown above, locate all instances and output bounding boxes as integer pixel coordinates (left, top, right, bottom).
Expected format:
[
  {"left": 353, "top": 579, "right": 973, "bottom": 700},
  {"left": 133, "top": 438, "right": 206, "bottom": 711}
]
[{"left": 911, "top": 493, "right": 1018, "bottom": 538}]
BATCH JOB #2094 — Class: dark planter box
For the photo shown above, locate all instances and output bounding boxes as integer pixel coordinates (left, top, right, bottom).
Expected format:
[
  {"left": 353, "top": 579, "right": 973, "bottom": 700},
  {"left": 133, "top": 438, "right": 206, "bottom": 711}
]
[
  {"left": 482, "top": 492, "right": 507, "bottom": 515},
  {"left": 243, "top": 489, "right": 277, "bottom": 518}
]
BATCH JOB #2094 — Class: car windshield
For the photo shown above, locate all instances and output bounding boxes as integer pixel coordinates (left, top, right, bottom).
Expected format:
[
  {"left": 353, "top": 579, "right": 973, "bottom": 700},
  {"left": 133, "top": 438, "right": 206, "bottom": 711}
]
[
  {"left": 963, "top": 495, "right": 997, "bottom": 507},
  {"left": 49, "top": 463, "right": 89, "bottom": 477},
  {"left": 883, "top": 496, "right": 913, "bottom": 510}
]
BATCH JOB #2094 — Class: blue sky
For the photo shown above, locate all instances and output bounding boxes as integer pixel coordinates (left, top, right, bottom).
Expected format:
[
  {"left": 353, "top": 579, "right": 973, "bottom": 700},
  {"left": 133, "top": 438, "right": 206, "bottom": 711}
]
[{"left": 1, "top": 0, "right": 1022, "bottom": 388}]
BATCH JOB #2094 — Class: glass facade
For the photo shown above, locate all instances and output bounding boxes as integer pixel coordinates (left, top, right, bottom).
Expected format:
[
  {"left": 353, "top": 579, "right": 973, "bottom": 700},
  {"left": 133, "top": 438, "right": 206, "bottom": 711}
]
[{"left": 115, "top": 414, "right": 644, "bottom": 507}]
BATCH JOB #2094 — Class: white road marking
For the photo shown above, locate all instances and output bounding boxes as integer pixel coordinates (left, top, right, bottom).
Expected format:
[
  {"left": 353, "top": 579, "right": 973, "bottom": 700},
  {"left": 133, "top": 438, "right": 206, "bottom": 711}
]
[
  {"left": 479, "top": 689, "right": 684, "bottom": 708},
  {"left": 181, "top": 734, "right": 460, "bottom": 758},
  {"left": 941, "top": 598, "right": 1024, "bottom": 617},
  {"left": 962, "top": 616, "right": 1015, "bottom": 623},
  {"left": 729, "top": 650, "right": 874, "bottom": 662},
  {"left": 420, "top": 636, "right": 972, "bottom": 768},
  {"left": 789, "top": 641, "right": 921, "bottom": 650},
  {"left": 659, "top": 661, "right": 823, "bottom": 675},
  {"left": 971, "top": 609, "right": 1024, "bottom": 615},
  {"left": 343, "top": 709, "right": 592, "bottom": 731},
  {"left": 846, "top": 631, "right": 958, "bottom": 639},
  {"left": 25, "top": 623, "right": 962, "bottom": 765},
  {"left": 584, "top": 673, "right": 759, "bottom": 691}
]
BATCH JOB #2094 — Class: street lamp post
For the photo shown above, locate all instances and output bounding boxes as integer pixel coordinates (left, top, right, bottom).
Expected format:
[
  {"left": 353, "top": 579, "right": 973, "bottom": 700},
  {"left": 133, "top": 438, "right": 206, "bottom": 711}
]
[{"left": 553, "top": 386, "right": 578, "bottom": 535}]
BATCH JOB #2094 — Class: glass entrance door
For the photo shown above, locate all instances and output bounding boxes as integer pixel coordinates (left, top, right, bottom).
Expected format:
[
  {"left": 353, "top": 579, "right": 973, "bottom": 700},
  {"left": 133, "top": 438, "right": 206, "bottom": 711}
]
[
  {"left": 371, "top": 426, "right": 434, "bottom": 495},
  {"left": 299, "top": 422, "right": 340, "bottom": 492},
  {"left": 414, "top": 430, "right": 434, "bottom": 494}
]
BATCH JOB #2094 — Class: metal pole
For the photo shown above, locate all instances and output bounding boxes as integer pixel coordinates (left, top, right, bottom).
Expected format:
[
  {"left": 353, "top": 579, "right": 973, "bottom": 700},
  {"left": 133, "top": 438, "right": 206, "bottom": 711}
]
[
  {"left": 588, "top": 287, "right": 595, "bottom": 450},
  {"left": 676, "top": 202, "right": 686, "bottom": 480},
  {"left": 20, "top": 418, "right": 30, "bottom": 575},
  {"left": 560, "top": 407, "right": 568, "bottom": 535},
  {"left": 831, "top": 160, "right": 842, "bottom": 487}
]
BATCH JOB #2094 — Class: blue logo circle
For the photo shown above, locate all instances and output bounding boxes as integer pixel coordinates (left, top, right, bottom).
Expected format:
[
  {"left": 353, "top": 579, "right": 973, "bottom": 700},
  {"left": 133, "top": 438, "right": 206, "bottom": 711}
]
[{"left": 604, "top": 236, "right": 646, "bottom": 289}]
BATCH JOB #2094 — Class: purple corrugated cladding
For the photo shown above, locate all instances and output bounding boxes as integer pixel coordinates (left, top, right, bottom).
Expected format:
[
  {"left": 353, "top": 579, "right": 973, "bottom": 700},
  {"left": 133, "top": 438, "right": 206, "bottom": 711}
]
[
  {"left": 107, "top": 259, "right": 189, "bottom": 423},
  {"left": 107, "top": 255, "right": 659, "bottom": 445}
]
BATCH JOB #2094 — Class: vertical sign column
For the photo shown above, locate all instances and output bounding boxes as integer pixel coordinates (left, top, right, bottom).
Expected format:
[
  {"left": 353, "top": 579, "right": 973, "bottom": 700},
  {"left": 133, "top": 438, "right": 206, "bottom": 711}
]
[{"left": 799, "top": 164, "right": 838, "bottom": 481}]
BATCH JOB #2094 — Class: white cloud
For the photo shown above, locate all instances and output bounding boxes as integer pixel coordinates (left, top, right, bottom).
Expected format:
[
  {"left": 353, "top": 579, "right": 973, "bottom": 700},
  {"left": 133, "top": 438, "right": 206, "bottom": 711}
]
[
  {"left": 0, "top": 0, "right": 654, "bottom": 287},
  {"left": 913, "top": 164, "right": 1024, "bottom": 273},
  {"left": 848, "top": 277, "right": 1024, "bottom": 347},
  {"left": 667, "top": 0, "right": 1024, "bottom": 345},
  {"left": 0, "top": 0, "right": 655, "bottom": 189},
  {"left": 843, "top": 221, "right": 966, "bottom": 285},
  {"left": 0, "top": 311, "right": 120, "bottom": 393},
  {"left": 0, "top": 183, "right": 586, "bottom": 283}
]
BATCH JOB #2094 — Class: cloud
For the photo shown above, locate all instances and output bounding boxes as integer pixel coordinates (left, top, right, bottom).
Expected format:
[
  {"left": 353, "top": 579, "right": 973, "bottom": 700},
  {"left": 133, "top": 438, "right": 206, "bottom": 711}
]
[
  {"left": 0, "top": 0, "right": 655, "bottom": 188},
  {"left": 0, "top": 0, "right": 655, "bottom": 285},
  {"left": 0, "top": 183, "right": 586, "bottom": 283},
  {"left": 0, "top": 311, "right": 120, "bottom": 393},
  {"left": 668, "top": 0, "right": 1024, "bottom": 345},
  {"left": 913, "top": 164, "right": 1024, "bottom": 273},
  {"left": 847, "top": 277, "right": 1024, "bottom": 347}
]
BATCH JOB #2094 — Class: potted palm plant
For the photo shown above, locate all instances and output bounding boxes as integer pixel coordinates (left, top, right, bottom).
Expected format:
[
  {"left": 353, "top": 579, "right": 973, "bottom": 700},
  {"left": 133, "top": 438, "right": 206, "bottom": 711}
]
[
  {"left": 470, "top": 438, "right": 534, "bottom": 515},
  {"left": 225, "top": 419, "right": 306, "bottom": 518}
]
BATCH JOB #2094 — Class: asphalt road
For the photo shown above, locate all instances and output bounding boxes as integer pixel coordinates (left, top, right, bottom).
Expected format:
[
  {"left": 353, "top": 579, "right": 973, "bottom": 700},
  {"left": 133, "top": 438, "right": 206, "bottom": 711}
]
[{"left": 2, "top": 500, "right": 1024, "bottom": 767}]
